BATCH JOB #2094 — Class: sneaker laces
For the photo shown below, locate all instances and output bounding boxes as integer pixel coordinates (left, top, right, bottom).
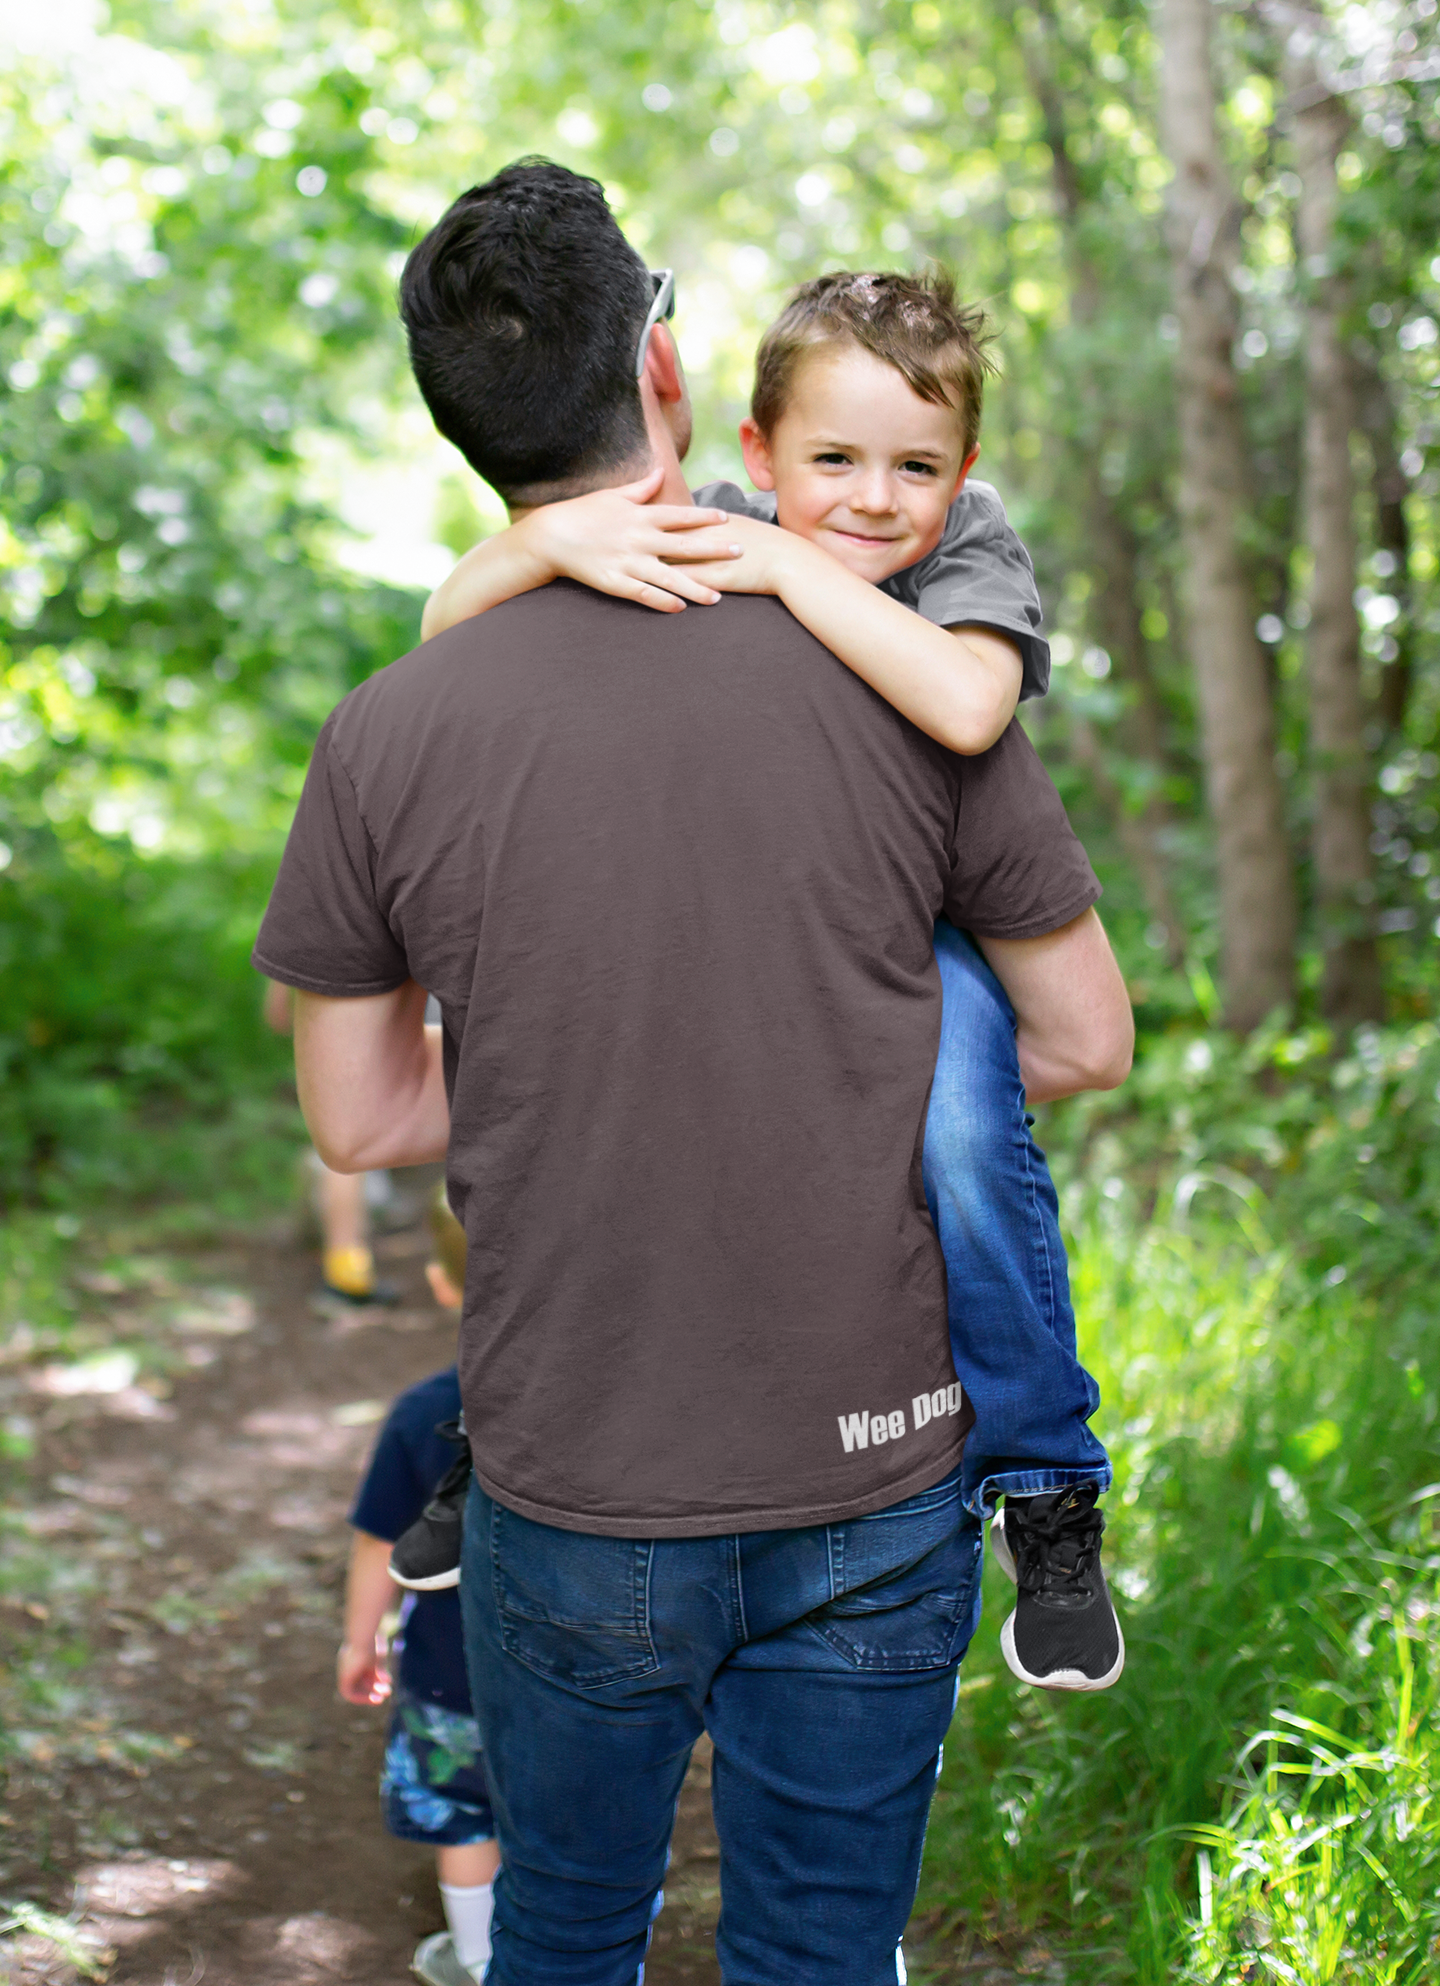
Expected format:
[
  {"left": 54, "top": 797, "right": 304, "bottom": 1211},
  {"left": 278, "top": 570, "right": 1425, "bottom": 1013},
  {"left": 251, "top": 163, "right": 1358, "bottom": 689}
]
[{"left": 1012, "top": 1488, "right": 1103, "bottom": 1600}]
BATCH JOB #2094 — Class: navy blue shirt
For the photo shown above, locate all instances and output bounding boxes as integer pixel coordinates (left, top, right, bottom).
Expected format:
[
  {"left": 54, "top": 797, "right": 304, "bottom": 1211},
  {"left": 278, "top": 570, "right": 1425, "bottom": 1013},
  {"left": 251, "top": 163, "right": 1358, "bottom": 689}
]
[{"left": 350, "top": 1367, "right": 471, "bottom": 1713}]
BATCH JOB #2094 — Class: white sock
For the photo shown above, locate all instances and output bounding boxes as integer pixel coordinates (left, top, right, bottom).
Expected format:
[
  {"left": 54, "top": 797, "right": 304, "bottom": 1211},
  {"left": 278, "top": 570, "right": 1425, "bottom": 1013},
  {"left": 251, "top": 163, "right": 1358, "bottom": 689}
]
[{"left": 440, "top": 1879, "right": 495, "bottom": 1976}]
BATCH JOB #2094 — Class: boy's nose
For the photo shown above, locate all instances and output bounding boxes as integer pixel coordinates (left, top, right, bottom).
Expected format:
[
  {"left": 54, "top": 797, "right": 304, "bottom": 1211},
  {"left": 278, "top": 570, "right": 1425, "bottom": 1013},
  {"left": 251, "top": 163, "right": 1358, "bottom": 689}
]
[{"left": 850, "top": 474, "right": 898, "bottom": 515}]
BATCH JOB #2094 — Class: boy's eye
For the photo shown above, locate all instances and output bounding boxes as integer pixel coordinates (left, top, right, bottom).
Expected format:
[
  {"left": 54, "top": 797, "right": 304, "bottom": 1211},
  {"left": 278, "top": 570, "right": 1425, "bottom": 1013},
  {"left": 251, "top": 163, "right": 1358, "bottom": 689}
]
[
  {"left": 900, "top": 459, "right": 938, "bottom": 476},
  {"left": 812, "top": 451, "right": 852, "bottom": 466}
]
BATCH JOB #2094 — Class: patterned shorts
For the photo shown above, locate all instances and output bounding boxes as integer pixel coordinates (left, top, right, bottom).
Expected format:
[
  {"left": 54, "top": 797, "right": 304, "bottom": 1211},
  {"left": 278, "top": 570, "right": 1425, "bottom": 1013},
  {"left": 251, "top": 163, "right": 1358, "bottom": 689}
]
[{"left": 380, "top": 1692, "right": 496, "bottom": 1847}]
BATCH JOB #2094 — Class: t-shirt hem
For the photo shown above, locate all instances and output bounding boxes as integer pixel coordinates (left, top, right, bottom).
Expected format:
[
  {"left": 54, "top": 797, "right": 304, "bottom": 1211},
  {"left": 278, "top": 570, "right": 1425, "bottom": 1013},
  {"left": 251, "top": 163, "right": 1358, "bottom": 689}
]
[
  {"left": 250, "top": 948, "right": 410, "bottom": 998},
  {"left": 962, "top": 881, "right": 1102, "bottom": 942},
  {"left": 472, "top": 1441, "right": 966, "bottom": 1539}
]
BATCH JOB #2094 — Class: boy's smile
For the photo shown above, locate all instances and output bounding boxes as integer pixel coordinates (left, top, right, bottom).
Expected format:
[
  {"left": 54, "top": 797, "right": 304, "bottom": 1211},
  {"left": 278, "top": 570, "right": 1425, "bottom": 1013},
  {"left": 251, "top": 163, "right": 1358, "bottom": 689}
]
[{"left": 740, "top": 343, "right": 979, "bottom": 585}]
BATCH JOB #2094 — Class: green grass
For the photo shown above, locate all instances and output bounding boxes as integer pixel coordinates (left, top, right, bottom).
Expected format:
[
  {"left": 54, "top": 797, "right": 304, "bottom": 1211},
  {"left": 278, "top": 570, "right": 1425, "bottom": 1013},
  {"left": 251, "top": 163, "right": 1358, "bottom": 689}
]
[{"left": 917, "top": 1020, "right": 1440, "bottom": 1981}]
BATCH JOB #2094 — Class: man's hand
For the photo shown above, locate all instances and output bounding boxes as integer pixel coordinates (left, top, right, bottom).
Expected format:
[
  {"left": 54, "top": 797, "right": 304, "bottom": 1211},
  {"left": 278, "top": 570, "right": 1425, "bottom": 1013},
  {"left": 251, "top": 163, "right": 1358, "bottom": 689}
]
[
  {"left": 978, "top": 908, "right": 1133, "bottom": 1104},
  {"left": 294, "top": 981, "right": 449, "bottom": 1173}
]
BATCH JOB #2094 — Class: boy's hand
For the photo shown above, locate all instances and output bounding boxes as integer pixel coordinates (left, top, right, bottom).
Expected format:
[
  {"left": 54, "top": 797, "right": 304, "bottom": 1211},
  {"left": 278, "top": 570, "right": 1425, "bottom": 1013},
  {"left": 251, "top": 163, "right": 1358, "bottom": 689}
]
[
  {"left": 668, "top": 514, "right": 820, "bottom": 599},
  {"left": 521, "top": 467, "right": 746, "bottom": 613},
  {"left": 337, "top": 1637, "right": 391, "bottom": 1707}
]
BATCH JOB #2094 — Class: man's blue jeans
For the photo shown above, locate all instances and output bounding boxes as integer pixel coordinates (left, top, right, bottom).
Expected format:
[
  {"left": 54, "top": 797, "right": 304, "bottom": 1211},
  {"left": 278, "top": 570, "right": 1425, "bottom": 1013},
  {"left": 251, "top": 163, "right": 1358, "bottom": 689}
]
[
  {"left": 924, "top": 921, "right": 1111, "bottom": 1515},
  {"left": 460, "top": 1471, "right": 983, "bottom": 1986}
]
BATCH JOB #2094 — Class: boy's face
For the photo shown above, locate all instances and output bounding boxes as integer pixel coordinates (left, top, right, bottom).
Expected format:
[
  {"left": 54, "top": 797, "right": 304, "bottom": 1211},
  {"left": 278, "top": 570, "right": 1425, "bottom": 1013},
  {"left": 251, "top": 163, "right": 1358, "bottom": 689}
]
[{"left": 739, "top": 343, "right": 979, "bottom": 584}]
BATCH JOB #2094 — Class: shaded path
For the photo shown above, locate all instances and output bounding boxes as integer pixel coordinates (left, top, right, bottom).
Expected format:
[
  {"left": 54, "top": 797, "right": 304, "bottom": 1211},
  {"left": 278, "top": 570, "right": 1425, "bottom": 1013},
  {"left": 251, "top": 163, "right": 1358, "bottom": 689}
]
[
  {"left": 1, "top": 1200, "right": 1035, "bottom": 1985},
  {"left": 1, "top": 1204, "right": 721, "bottom": 1985}
]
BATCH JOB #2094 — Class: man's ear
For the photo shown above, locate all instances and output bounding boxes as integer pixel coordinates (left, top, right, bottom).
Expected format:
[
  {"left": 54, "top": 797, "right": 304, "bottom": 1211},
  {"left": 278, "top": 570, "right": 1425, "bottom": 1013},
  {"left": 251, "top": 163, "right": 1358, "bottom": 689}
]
[
  {"left": 642, "top": 322, "right": 686, "bottom": 406},
  {"left": 738, "top": 416, "right": 778, "bottom": 493},
  {"left": 950, "top": 443, "right": 981, "bottom": 503}
]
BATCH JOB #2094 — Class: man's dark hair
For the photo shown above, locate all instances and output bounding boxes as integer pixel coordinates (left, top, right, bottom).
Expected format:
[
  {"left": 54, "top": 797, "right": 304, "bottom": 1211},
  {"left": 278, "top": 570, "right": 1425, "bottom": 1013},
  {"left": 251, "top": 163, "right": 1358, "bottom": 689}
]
[{"left": 400, "top": 159, "right": 654, "bottom": 502}]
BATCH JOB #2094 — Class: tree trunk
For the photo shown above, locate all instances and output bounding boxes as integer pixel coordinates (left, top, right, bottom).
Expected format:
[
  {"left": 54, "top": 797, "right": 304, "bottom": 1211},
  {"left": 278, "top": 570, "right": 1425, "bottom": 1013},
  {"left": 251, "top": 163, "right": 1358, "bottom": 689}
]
[
  {"left": 1016, "top": 0, "right": 1187, "bottom": 967},
  {"left": 1289, "top": 39, "right": 1385, "bottom": 1026},
  {"left": 1158, "top": 0, "right": 1297, "bottom": 1031},
  {"left": 1068, "top": 714, "right": 1188, "bottom": 970},
  {"left": 1350, "top": 339, "right": 1414, "bottom": 733}
]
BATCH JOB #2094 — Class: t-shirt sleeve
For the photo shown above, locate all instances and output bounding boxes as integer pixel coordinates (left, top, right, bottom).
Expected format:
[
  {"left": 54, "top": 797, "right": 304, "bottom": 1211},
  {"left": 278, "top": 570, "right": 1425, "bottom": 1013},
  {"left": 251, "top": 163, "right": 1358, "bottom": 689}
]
[
  {"left": 882, "top": 482, "right": 1051, "bottom": 702},
  {"left": 944, "top": 720, "right": 1101, "bottom": 939},
  {"left": 349, "top": 1409, "right": 430, "bottom": 1543},
  {"left": 689, "top": 481, "right": 778, "bottom": 523},
  {"left": 251, "top": 714, "right": 409, "bottom": 996}
]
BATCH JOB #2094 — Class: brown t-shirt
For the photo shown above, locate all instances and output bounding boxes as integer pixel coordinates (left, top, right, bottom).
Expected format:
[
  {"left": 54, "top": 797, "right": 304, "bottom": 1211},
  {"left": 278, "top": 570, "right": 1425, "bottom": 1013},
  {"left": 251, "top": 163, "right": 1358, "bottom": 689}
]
[{"left": 253, "top": 583, "right": 1099, "bottom": 1537}]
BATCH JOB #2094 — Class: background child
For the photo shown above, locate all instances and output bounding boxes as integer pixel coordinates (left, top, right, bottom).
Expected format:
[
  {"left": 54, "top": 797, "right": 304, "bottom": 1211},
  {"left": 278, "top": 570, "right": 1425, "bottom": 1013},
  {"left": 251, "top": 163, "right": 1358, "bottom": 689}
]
[
  {"left": 337, "top": 1189, "right": 497, "bottom": 1986},
  {"left": 416, "top": 268, "right": 1124, "bottom": 1695}
]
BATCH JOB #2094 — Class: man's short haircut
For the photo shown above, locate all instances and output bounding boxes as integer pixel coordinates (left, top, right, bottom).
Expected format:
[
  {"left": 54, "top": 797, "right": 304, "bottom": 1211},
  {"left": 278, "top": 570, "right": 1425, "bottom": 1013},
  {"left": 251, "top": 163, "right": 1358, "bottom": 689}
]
[
  {"left": 751, "top": 270, "right": 997, "bottom": 459},
  {"left": 399, "top": 158, "right": 654, "bottom": 502}
]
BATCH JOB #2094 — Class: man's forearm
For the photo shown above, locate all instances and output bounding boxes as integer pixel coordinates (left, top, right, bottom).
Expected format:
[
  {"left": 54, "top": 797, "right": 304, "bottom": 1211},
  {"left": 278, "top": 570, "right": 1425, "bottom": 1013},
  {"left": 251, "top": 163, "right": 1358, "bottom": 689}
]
[
  {"left": 977, "top": 909, "right": 1134, "bottom": 1104},
  {"left": 294, "top": 982, "right": 450, "bottom": 1171}
]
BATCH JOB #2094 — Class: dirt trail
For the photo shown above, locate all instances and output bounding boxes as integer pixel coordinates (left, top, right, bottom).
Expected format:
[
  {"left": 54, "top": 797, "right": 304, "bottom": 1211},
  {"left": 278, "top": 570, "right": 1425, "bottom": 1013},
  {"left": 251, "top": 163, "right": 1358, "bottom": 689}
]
[
  {"left": 1, "top": 1202, "right": 723, "bottom": 1986},
  {"left": 1, "top": 1201, "right": 1029, "bottom": 1986}
]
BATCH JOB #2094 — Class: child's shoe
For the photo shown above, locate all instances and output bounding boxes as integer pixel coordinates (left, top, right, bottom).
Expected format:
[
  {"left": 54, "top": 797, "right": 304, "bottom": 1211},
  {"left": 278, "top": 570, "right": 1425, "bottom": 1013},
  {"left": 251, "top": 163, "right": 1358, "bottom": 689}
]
[
  {"left": 412, "top": 1931, "right": 484, "bottom": 1986},
  {"left": 990, "top": 1483, "right": 1124, "bottom": 1691},
  {"left": 389, "top": 1421, "right": 472, "bottom": 1591},
  {"left": 319, "top": 1245, "right": 399, "bottom": 1308}
]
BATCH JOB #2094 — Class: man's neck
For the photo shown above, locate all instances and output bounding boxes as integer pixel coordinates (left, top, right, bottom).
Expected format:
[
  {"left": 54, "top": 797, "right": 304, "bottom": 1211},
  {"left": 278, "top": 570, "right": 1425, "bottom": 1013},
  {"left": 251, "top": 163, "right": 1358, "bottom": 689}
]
[{"left": 509, "top": 454, "right": 690, "bottom": 522}]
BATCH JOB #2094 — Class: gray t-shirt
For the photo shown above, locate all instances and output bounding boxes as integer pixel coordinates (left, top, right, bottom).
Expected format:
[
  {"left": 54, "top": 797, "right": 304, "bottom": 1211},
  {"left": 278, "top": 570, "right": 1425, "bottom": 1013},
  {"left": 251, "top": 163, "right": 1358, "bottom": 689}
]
[{"left": 692, "top": 478, "right": 1050, "bottom": 701}]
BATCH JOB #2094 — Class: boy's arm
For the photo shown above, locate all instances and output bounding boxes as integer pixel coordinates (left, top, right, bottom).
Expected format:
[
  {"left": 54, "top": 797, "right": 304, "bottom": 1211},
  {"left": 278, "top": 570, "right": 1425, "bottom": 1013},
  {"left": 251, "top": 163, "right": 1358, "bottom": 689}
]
[
  {"left": 977, "top": 909, "right": 1134, "bottom": 1103},
  {"left": 676, "top": 519, "right": 1023, "bottom": 755},
  {"left": 337, "top": 1530, "right": 400, "bottom": 1706},
  {"left": 420, "top": 469, "right": 747, "bottom": 642}
]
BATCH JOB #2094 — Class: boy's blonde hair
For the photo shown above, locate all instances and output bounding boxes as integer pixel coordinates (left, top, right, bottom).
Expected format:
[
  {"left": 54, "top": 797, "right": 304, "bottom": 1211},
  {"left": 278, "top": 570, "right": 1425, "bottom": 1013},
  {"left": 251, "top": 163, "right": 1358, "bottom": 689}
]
[
  {"left": 751, "top": 270, "right": 997, "bottom": 460},
  {"left": 429, "top": 1184, "right": 467, "bottom": 1292}
]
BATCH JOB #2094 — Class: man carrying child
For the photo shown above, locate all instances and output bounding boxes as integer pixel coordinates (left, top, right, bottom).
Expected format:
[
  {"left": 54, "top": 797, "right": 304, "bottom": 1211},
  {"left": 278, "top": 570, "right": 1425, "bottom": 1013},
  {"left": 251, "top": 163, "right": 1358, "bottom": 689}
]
[{"left": 259, "top": 159, "right": 1132, "bottom": 1984}]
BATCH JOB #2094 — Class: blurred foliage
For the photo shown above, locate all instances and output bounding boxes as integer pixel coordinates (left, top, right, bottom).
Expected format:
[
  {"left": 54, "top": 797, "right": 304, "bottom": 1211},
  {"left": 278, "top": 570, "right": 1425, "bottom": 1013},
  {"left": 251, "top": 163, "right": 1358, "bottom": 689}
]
[
  {"left": 4, "top": 0, "right": 1439, "bottom": 1198},
  {"left": 918, "top": 1019, "right": 1440, "bottom": 1979},
  {"left": 3, "top": 0, "right": 1440, "bottom": 1976}
]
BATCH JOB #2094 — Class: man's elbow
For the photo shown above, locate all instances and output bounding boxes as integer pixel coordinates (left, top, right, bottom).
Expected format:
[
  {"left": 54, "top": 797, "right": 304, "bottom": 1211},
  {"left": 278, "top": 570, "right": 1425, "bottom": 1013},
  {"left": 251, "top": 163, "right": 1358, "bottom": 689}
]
[
  {"left": 308, "top": 1124, "right": 371, "bottom": 1174},
  {"left": 1081, "top": 1014, "right": 1135, "bottom": 1092}
]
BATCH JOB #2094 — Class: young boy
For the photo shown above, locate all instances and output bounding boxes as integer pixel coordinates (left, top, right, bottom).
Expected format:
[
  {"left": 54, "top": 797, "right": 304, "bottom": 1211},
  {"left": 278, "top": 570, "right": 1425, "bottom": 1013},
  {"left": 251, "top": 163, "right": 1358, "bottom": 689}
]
[
  {"left": 339, "top": 1190, "right": 498, "bottom": 1986},
  {"left": 401, "top": 270, "right": 1124, "bottom": 1695}
]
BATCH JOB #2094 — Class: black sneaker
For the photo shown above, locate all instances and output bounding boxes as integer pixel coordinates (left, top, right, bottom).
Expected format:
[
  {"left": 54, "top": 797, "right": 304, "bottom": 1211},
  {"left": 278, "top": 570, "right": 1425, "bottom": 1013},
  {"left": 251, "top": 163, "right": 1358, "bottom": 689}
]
[
  {"left": 389, "top": 1421, "right": 472, "bottom": 1592},
  {"left": 990, "top": 1484, "right": 1125, "bottom": 1691}
]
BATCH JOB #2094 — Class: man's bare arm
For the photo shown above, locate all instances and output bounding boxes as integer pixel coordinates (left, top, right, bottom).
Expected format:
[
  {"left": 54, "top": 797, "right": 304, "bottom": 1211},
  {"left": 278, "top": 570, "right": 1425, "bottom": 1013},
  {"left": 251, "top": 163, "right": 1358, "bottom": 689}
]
[
  {"left": 293, "top": 982, "right": 450, "bottom": 1172},
  {"left": 977, "top": 908, "right": 1134, "bottom": 1104}
]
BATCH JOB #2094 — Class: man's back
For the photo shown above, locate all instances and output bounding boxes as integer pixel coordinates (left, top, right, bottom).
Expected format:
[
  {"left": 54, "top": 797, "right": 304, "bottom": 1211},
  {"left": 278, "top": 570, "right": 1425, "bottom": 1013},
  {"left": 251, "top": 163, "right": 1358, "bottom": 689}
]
[{"left": 256, "top": 583, "right": 1096, "bottom": 1536}]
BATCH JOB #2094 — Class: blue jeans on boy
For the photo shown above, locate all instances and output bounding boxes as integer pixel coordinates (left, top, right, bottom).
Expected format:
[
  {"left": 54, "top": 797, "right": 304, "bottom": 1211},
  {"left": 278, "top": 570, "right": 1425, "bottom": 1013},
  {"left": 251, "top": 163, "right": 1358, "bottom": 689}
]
[
  {"left": 460, "top": 1471, "right": 983, "bottom": 1986},
  {"left": 923, "top": 920, "right": 1111, "bottom": 1516}
]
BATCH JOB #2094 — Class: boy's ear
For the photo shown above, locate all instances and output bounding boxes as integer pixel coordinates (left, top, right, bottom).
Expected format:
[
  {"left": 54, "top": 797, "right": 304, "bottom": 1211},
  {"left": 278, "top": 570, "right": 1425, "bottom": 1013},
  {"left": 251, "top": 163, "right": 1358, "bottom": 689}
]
[
  {"left": 950, "top": 444, "right": 981, "bottom": 503},
  {"left": 739, "top": 416, "right": 778, "bottom": 492}
]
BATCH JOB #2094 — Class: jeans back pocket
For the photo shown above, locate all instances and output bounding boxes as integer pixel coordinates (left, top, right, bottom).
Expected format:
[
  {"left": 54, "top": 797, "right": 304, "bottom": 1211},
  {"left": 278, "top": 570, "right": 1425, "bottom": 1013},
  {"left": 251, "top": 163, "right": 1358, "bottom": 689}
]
[
  {"left": 489, "top": 1504, "right": 659, "bottom": 1688},
  {"left": 815, "top": 1481, "right": 983, "bottom": 1672}
]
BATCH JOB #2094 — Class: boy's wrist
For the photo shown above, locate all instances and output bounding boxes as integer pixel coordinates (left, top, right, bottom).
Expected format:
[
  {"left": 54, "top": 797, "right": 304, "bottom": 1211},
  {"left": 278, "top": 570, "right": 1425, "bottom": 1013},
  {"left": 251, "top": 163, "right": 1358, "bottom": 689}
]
[
  {"left": 512, "top": 509, "right": 563, "bottom": 587},
  {"left": 772, "top": 530, "right": 847, "bottom": 602}
]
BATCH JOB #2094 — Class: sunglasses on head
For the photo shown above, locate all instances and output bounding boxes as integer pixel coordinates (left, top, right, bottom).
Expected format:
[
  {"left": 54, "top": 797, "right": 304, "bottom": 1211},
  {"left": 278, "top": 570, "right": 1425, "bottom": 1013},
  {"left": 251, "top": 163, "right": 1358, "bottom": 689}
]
[{"left": 635, "top": 268, "right": 676, "bottom": 378}]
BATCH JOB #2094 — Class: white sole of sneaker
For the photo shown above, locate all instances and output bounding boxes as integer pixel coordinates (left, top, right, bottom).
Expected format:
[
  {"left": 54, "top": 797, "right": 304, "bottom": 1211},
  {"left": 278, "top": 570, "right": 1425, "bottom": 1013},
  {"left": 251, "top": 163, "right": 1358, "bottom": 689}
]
[
  {"left": 989, "top": 1508, "right": 1125, "bottom": 1691},
  {"left": 998, "top": 1607, "right": 1126, "bottom": 1691},
  {"left": 989, "top": 1506, "right": 1018, "bottom": 1583},
  {"left": 388, "top": 1564, "right": 461, "bottom": 1592}
]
